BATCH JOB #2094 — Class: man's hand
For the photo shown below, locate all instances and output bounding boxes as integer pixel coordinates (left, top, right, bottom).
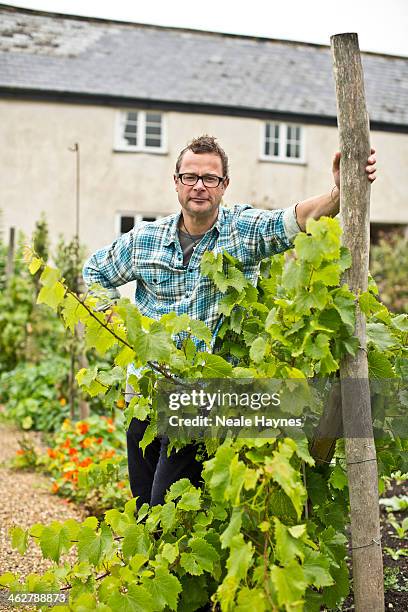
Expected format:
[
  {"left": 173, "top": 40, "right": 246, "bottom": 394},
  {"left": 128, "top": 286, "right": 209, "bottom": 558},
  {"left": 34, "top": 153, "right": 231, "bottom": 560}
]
[
  {"left": 332, "top": 148, "right": 377, "bottom": 189},
  {"left": 295, "top": 148, "right": 378, "bottom": 231}
]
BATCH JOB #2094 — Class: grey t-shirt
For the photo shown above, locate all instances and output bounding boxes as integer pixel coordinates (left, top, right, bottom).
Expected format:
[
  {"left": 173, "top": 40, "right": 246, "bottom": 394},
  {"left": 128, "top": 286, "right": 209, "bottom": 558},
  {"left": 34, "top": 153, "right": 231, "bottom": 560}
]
[{"left": 178, "top": 229, "right": 205, "bottom": 266}]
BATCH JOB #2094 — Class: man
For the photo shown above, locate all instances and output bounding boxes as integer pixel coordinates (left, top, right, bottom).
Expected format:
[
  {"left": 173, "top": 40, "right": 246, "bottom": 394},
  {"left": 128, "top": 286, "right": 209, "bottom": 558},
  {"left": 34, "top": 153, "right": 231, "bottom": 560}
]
[{"left": 83, "top": 135, "right": 377, "bottom": 509}]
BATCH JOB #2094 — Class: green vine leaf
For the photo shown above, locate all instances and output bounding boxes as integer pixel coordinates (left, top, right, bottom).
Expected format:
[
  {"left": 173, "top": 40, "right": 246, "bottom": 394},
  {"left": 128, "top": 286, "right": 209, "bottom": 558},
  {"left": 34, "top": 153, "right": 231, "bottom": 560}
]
[
  {"left": 39, "top": 523, "right": 72, "bottom": 562},
  {"left": 10, "top": 526, "right": 28, "bottom": 555},
  {"left": 108, "top": 584, "right": 153, "bottom": 612},
  {"left": 270, "top": 561, "right": 307, "bottom": 608},
  {"left": 226, "top": 534, "right": 253, "bottom": 581},
  {"left": 142, "top": 567, "right": 182, "bottom": 611},
  {"left": 77, "top": 522, "right": 114, "bottom": 567}
]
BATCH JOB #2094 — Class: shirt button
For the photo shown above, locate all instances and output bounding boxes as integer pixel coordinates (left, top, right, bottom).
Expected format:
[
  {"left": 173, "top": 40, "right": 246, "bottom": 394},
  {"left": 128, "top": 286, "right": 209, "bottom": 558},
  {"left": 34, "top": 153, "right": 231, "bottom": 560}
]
[{"left": 185, "top": 291, "right": 190, "bottom": 297}]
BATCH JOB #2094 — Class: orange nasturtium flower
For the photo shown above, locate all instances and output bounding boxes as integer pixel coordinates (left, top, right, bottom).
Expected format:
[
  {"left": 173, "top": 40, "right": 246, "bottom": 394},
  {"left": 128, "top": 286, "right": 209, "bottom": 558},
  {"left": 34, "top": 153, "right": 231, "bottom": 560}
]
[
  {"left": 77, "top": 422, "right": 89, "bottom": 435},
  {"left": 79, "top": 457, "right": 93, "bottom": 468},
  {"left": 47, "top": 448, "right": 58, "bottom": 458},
  {"left": 16, "top": 449, "right": 25, "bottom": 456},
  {"left": 81, "top": 437, "right": 93, "bottom": 449},
  {"left": 101, "top": 449, "right": 116, "bottom": 460},
  {"left": 96, "top": 437, "right": 103, "bottom": 444},
  {"left": 62, "top": 438, "right": 71, "bottom": 449},
  {"left": 63, "top": 470, "right": 78, "bottom": 482},
  {"left": 59, "top": 397, "right": 67, "bottom": 406},
  {"left": 68, "top": 447, "right": 78, "bottom": 456},
  {"left": 51, "top": 482, "right": 59, "bottom": 494}
]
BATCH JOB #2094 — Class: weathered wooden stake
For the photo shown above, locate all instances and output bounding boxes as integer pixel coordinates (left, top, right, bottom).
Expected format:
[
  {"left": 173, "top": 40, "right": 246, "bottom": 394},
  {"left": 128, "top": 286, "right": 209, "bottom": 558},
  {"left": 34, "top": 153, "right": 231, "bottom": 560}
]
[
  {"left": 6, "top": 226, "right": 15, "bottom": 281},
  {"left": 331, "top": 33, "right": 384, "bottom": 611}
]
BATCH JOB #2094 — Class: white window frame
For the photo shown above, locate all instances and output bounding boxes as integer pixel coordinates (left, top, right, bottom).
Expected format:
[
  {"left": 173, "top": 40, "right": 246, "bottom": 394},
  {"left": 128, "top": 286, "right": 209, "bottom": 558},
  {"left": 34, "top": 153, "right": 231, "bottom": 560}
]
[
  {"left": 114, "top": 110, "right": 167, "bottom": 153},
  {"left": 260, "top": 122, "right": 305, "bottom": 164},
  {"left": 115, "top": 212, "right": 164, "bottom": 237}
]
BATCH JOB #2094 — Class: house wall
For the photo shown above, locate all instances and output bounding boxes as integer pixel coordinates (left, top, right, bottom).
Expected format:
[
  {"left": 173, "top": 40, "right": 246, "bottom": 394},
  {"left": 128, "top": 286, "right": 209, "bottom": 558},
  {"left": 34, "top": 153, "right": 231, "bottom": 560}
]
[{"left": 1, "top": 98, "right": 407, "bottom": 261}]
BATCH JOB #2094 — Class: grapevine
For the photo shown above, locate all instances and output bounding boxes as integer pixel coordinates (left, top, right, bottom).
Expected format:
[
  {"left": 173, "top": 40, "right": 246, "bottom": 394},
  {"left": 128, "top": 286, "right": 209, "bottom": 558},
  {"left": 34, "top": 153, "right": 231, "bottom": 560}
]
[{"left": 0, "top": 217, "right": 407, "bottom": 611}]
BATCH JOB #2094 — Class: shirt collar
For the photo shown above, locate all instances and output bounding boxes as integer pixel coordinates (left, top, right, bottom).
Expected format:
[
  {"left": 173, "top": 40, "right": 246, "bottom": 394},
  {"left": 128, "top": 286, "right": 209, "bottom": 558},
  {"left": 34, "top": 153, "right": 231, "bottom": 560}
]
[
  {"left": 164, "top": 207, "right": 223, "bottom": 246},
  {"left": 163, "top": 211, "right": 182, "bottom": 246}
]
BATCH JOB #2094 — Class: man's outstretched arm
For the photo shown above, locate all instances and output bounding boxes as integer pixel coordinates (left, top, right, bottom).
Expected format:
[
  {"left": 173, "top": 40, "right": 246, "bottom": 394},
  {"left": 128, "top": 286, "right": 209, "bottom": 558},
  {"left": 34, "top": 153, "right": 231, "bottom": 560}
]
[{"left": 295, "top": 148, "right": 377, "bottom": 231}]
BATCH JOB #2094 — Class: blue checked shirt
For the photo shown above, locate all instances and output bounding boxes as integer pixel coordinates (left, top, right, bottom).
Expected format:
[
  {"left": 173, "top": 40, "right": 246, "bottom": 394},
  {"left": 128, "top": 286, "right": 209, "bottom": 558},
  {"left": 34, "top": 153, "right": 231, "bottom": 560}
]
[{"left": 82, "top": 204, "right": 301, "bottom": 376}]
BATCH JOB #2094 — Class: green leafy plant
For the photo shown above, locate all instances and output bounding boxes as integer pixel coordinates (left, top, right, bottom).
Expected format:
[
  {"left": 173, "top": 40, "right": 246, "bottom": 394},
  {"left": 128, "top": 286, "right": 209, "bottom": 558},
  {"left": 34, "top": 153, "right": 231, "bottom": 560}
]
[
  {"left": 384, "top": 547, "right": 408, "bottom": 561},
  {"left": 383, "top": 567, "right": 401, "bottom": 592},
  {"left": 387, "top": 513, "right": 408, "bottom": 539},
  {"left": 0, "top": 217, "right": 407, "bottom": 611},
  {"left": 383, "top": 567, "right": 408, "bottom": 593},
  {"left": 370, "top": 231, "right": 408, "bottom": 313},
  {"left": 0, "top": 220, "right": 66, "bottom": 373},
  {"left": 54, "top": 234, "right": 87, "bottom": 293},
  {"left": 11, "top": 435, "right": 44, "bottom": 470},
  {"left": 0, "top": 358, "right": 71, "bottom": 431},
  {"left": 2, "top": 459, "right": 348, "bottom": 612},
  {"left": 0, "top": 252, "right": 35, "bottom": 372},
  {"left": 380, "top": 496, "right": 408, "bottom": 512}
]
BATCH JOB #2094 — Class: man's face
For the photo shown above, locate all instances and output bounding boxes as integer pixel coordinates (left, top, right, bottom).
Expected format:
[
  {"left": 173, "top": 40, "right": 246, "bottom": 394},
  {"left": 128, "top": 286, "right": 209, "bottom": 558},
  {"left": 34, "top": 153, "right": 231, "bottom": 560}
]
[{"left": 174, "top": 151, "right": 229, "bottom": 220}]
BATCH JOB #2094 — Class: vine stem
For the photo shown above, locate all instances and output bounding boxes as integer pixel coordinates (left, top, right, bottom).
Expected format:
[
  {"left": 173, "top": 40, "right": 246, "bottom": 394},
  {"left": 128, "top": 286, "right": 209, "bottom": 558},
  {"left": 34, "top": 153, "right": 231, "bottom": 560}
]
[
  {"left": 264, "top": 484, "right": 274, "bottom": 607},
  {"left": 60, "top": 571, "right": 111, "bottom": 591},
  {"left": 263, "top": 534, "right": 275, "bottom": 609},
  {"left": 249, "top": 477, "right": 266, "bottom": 510},
  {"left": 302, "top": 461, "right": 309, "bottom": 519},
  {"left": 262, "top": 483, "right": 275, "bottom": 610},
  {"left": 65, "top": 287, "right": 176, "bottom": 382}
]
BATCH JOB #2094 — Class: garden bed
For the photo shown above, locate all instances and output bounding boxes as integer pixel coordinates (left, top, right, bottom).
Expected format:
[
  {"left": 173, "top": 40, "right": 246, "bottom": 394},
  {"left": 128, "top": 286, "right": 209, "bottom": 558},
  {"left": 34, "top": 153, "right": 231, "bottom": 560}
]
[{"left": 0, "top": 421, "right": 87, "bottom": 611}]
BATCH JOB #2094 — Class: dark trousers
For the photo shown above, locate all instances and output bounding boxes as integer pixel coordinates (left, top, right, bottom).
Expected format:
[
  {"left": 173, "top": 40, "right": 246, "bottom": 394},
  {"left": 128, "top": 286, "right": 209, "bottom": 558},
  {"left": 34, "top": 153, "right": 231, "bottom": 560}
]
[{"left": 126, "top": 417, "right": 205, "bottom": 509}]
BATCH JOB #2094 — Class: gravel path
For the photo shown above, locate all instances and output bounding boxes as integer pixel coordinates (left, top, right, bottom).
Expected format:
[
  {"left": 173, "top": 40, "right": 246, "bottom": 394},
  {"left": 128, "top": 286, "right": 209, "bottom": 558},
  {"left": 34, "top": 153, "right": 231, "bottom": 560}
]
[{"left": 0, "top": 422, "right": 88, "bottom": 611}]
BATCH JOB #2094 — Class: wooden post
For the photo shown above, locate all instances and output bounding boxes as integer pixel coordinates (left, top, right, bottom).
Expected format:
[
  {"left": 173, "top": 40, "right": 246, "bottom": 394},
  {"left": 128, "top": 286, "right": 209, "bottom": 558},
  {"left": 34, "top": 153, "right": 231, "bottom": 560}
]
[
  {"left": 331, "top": 33, "right": 384, "bottom": 611},
  {"left": 6, "top": 227, "right": 15, "bottom": 280}
]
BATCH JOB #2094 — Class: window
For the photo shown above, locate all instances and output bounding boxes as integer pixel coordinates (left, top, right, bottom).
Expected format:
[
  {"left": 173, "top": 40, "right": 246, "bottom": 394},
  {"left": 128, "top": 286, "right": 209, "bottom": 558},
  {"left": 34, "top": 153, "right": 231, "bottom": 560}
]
[
  {"left": 115, "top": 213, "right": 163, "bottom": 236},
  {"left": 116, "top": 110, "right": 165, "bottom": 152},
  {"left": 120, "top": 215, "right": 136, "bottom": 234},
  {"left": 262, "top": 122, "right": 304, "bottom": 162},
  {"left": 370, "top": 222, "right": 408, "bottom": 245}
]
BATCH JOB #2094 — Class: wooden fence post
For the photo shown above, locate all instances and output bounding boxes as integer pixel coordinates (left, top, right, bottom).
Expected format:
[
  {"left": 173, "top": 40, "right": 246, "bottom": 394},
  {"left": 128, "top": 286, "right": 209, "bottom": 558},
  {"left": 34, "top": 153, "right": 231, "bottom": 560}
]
[{"left": 331, "top": 33, "right": 384, "bottom": 611}]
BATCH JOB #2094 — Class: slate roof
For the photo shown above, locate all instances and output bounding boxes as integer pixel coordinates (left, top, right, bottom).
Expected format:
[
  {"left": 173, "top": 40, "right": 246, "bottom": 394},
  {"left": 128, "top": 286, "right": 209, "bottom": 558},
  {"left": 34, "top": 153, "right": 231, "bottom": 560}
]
[{"left": 1, "top": 5, "right": 407, "bottom": 128}]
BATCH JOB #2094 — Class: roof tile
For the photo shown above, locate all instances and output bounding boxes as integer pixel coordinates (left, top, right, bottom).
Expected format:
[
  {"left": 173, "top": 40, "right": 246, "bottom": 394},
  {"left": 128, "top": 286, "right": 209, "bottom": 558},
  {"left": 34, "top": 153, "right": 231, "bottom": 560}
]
[{"left": 0, "top": 7, "right": 407, "bottom": 125}]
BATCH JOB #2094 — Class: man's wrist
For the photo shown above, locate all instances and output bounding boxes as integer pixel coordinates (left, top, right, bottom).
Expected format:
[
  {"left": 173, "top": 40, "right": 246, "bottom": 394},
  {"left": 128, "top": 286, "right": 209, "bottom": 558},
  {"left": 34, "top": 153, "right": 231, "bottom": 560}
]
[
  {"left": 331, "top": 185, "right": 340, "bottom": 207},
  {"left": 329, "top": 185, "right": 340, "bottom": 217}
]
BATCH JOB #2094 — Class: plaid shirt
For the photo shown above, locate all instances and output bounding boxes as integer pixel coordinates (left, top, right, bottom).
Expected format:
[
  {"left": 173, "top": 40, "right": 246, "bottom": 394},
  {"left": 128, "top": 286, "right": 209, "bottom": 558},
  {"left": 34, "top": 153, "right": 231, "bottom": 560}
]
[{"left": 83, "top": 204, "right": 300, "bottom": 375}]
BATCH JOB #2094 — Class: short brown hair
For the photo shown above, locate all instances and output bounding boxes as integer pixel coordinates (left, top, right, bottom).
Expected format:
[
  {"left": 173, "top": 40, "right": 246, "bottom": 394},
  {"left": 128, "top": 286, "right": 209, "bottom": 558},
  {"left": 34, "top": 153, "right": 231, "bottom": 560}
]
[{"left": 175, "top": 135, "right": 229, "bottom": 178}]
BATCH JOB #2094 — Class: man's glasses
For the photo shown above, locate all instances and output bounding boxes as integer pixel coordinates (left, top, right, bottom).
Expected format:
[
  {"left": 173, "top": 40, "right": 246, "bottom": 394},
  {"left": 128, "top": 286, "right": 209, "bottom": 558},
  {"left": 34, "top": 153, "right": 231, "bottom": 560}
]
[{"left": 176, "top": 173, "right": 226, "bottom": 188}]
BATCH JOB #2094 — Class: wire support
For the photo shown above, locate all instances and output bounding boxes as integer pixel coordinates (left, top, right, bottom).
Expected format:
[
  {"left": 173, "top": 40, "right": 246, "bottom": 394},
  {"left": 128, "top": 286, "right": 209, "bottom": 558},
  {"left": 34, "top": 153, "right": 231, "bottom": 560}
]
[
  {"left": 351, "top": 537, "right": 381, "bottom": 551},
  {"left": 347, "top": 457, "right": 377, "bottom": 466}
]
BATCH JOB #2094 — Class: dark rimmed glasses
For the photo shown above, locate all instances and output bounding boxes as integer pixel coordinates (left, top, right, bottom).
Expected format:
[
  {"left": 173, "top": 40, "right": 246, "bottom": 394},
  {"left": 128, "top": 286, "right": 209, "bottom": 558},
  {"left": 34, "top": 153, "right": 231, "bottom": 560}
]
[{"left": 176, "top": 173, "right": 226, "bottom": 188}]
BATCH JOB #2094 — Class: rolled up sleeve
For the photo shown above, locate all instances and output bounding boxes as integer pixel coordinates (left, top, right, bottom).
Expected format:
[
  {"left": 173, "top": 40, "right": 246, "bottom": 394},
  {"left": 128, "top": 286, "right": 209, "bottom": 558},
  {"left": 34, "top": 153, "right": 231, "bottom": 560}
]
[
  {"left": 236, "top": 204, "right": 302, "bottom": 261},
  {"left": 282, "top": 204, "right": 302, "bottom": 243}
]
